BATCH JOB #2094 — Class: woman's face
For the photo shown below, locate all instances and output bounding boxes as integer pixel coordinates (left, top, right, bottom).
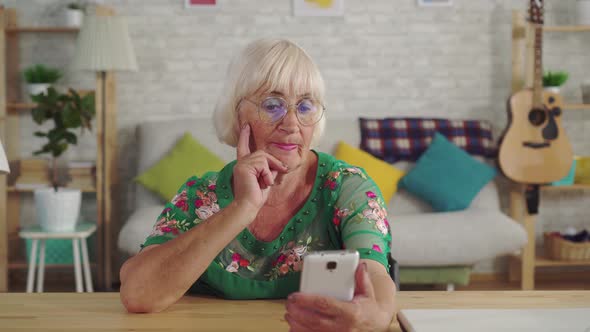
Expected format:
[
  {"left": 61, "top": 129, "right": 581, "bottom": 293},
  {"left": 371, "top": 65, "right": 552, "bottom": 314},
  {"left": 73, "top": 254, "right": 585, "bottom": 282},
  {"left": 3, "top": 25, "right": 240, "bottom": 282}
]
[{"left": 237, "top": 90, "right": 318, "bottom": 171}]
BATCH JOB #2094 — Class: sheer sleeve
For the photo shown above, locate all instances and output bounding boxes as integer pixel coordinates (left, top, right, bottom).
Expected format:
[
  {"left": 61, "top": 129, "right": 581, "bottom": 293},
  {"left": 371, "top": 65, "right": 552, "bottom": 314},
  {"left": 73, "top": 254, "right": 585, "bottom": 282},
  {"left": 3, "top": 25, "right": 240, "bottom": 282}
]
[
  {"left": 332, "top": 167, "right": 392, "bottom": 269},
  {"left": 141, "top": 174, "right": 219, "bottom": 248}
]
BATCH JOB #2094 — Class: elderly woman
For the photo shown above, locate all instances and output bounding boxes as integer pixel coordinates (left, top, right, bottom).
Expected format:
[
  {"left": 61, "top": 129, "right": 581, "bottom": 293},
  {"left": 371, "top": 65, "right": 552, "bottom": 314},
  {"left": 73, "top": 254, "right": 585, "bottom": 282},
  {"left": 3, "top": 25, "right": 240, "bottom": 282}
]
[{"left": 120, "top": 38, "right": 396, "bottom": 331}]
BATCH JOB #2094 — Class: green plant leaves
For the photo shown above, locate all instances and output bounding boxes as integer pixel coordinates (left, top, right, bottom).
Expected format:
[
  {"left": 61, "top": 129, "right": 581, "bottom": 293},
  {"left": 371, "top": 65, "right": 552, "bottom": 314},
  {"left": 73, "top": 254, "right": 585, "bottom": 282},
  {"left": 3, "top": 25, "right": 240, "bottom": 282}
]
[
  {"left": 23, "top": 64, "right": 62, "bottom": 84},
  {"left": 30, "top": 87, "right": 95, "bottom": 160},
  {"left": 543, "top": 70, "right": 569, "bottom": 87}
]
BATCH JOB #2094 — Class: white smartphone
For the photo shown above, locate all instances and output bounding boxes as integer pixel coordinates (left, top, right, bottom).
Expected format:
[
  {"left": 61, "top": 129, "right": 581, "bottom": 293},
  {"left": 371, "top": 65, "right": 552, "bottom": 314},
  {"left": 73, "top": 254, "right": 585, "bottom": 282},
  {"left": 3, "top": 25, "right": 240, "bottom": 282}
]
[{"left": 299, "top": 250, "right": 359, "bottom": 301}]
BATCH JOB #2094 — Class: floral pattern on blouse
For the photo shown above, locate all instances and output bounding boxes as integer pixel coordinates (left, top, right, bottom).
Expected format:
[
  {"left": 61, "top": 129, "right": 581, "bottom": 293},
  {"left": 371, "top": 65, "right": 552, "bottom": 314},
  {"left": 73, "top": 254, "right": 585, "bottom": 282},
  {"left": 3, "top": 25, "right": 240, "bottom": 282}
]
[
  {"left": 224, "top": 250, "right": 254, "bottom": 273},
  {"left": 362, "top": 191, "right": 390, "bottom": 236},
  {"left": 266, "top": 237, "right": 311, "bottom": 281},
  {"left": 194, "top": 185, "right": 220, "bottom": 221},
  {"left": 148, "top": 208, "right": 191, "bottom": 237},
  {"left": 332, "top": 207, "right": 351, "bottom": 229}
]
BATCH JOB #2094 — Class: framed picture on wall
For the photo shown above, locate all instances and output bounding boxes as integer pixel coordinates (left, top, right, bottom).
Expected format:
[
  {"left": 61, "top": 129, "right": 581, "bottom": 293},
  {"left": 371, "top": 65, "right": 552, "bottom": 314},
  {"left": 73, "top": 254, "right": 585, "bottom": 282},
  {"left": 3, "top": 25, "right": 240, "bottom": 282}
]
[
  {"left": 293, "top": 0, "right": 344, "bottom": 17},
  {"left": 184, "top": 0, "right": 219, "bottom": 9}
]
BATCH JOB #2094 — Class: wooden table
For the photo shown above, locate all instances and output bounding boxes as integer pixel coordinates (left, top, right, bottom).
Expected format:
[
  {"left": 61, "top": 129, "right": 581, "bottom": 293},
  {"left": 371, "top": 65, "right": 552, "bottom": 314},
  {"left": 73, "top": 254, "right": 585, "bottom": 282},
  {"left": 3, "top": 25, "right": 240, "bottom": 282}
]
[{"left": 0, "top": 291, "right": 588, "bottom": 331}]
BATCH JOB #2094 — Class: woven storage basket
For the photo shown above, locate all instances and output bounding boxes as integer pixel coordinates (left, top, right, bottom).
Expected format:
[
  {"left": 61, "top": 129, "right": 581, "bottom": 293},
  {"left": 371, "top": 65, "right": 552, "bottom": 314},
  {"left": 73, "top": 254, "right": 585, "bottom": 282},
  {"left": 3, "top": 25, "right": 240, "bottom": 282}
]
[{"left": 544, "top": 233, "right": 590, "bottom": 261}]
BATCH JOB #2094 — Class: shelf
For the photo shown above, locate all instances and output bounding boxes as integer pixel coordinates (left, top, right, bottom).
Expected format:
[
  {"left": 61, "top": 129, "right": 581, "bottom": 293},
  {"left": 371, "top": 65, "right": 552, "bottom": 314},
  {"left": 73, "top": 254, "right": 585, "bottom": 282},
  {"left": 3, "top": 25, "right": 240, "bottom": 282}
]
[
  {"left": 8, "top": 185, "right": 97, "bottom": 193},
  {"left": 512, "top": 254, "right": 590, "bottom": 267},
  {"left": 9, "top": 261, "right": 97, "bottom": 270},
  {"left": 543, "top": 26, "right": 590, "bottom": 32},
  {"left": 541, "top": 184, "right": 590, "bottom": 191},
  {"left": 535, "top": 255, "right": 590, "bottom": 267},
  {"left": 564, "top": 104, "right": 590, "bottom": 110},
  {"left": 6, "top": 103, "right": 36, "bottom": 110},
  {"left": 5, "top": 27, "right": 79, "bottom": 33}
]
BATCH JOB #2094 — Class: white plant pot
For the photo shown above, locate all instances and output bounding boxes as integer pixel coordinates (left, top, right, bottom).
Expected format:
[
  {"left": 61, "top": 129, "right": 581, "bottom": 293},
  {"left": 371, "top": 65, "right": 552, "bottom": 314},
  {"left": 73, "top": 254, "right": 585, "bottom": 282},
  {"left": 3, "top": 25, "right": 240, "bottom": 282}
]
[
  {"left": 65, "top": 9, "right": 84, "bottom": 28},
  {"left": 34, "top": 187, "right": 82, "bottom": 232},
  {"left": 27, "top": 83, "right": 50, "bottom": 96},
  {"left": 577, "top": 0, "right": 590, "bottom": 25},
  {"left": 544, "top": 86, "right": 561, "bottom": 94}
]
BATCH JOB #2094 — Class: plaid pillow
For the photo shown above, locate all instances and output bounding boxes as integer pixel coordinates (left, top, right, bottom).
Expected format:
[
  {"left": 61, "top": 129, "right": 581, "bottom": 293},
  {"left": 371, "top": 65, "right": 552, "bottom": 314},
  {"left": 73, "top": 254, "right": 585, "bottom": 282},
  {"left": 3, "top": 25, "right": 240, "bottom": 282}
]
[{"left": 359, "top": 118, "right": 496, "bottom": 163}]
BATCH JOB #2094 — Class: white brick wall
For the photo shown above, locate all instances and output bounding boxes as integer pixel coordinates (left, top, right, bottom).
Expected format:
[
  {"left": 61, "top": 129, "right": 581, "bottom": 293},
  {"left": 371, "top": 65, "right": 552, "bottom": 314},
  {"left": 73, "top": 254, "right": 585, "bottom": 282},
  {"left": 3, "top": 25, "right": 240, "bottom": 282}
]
[{"left": 5, "top": 0, "right": 590, "bottom": 274}]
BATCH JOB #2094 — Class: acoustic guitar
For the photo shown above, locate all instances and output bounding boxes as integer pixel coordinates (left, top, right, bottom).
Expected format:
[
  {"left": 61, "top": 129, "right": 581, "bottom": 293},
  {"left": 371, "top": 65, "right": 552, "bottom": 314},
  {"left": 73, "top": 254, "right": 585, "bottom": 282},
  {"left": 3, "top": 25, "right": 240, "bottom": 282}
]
[{"left": 498, "top": 0, "right": 573, "bottom": 184}]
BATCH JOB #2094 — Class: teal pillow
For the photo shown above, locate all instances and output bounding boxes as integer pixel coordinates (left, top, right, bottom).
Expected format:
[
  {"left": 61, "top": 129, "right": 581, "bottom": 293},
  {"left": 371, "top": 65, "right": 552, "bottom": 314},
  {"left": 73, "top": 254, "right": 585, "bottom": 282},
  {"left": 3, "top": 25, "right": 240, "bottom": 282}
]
[{"left": 399, "top": 132, "right": 497, "bottom": 212}]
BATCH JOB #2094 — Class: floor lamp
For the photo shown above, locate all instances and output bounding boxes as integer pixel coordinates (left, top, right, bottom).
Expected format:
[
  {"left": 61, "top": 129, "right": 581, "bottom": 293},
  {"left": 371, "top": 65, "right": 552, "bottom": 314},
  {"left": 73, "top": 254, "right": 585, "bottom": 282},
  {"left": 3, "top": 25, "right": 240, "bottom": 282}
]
[{"left": 72, "top": 10, "right": 137, "bottom": 289}]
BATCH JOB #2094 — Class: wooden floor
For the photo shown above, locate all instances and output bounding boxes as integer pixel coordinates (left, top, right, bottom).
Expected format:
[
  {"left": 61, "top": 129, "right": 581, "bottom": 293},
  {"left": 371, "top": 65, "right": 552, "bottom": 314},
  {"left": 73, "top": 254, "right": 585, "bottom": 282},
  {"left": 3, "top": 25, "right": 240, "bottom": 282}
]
[{"left": 7, "top": 269, "right": 590, "bottom": 292}]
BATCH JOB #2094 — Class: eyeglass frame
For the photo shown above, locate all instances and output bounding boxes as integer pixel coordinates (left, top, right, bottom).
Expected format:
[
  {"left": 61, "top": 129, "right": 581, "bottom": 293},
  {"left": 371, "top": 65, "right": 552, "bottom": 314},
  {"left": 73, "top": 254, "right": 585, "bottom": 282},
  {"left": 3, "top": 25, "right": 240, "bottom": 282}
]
[{"left": 239, "top": 95, "right": 326, "bottom": 126}]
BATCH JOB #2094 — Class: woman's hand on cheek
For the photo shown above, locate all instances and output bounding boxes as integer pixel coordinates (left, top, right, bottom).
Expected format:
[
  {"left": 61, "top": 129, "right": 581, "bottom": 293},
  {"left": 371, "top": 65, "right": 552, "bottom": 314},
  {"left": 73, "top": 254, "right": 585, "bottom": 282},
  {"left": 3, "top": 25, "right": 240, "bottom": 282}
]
[
  {"left": 285, "top": 263, "right": 391, "bottom": 332},
  {"left": 233, "top": 124, "right": 289, "bottom": 215}
]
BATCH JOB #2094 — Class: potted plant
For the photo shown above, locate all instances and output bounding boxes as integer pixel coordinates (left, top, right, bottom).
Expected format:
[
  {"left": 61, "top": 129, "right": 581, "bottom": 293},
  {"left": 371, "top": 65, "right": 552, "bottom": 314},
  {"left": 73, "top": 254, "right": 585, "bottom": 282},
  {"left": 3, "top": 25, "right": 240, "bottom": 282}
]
[
  {"left": 543, "top": 70, "right": 569, "bottom": 94},
  {"left": 30, "top": 87, "right": 95, "bottom": 232},
  {"left": 65, "top": 1, "right": 86, "bottom": 27},
  {"left": 23, "top": 64, "right": 62, "bottom": 98}
]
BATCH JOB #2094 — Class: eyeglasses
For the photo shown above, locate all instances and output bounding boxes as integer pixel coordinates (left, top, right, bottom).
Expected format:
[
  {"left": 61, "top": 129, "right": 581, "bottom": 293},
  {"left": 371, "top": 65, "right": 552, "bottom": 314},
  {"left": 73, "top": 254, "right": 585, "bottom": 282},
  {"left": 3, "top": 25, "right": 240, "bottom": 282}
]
[{"left": 242, "top": 96, "right": 325, "bottom": 126}]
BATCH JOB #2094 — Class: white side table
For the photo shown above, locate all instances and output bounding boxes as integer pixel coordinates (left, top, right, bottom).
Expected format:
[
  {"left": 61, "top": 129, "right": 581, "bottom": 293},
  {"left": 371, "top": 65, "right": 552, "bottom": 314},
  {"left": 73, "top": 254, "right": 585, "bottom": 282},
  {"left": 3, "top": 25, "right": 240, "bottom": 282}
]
[{"left": 19, "top": 223, "right": 97, "bottom": 293}]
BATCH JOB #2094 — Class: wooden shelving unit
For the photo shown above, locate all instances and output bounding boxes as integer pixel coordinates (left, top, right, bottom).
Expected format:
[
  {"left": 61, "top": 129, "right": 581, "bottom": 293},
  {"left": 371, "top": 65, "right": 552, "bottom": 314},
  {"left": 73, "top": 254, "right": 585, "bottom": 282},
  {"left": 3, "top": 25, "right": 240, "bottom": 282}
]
[
  {"left": 564, "top": 104, "right": 590, "bottom": 110},
  {"left": 543, "top": 25, "right": 590, "bottom": 32},
  {"left": 8, "top": 261, "right": 97, "bottom": 269},
  {"left": 508, "top": 11, "right": 590, "bottom": 290},
  {"left": 541, "top": 184, "right": 590, "bottom": 192},
  {"left": 5, "top": 27, "right": 79, "bottom": 33},
  {"left": 7, "top": 185, "right": 97, "bottom": 193},
  {"left": 6, "top": 103, "right": 36, "bottom": 110},
  {"left": 0, "top": 6, "right": 117, "bottom": 292}
]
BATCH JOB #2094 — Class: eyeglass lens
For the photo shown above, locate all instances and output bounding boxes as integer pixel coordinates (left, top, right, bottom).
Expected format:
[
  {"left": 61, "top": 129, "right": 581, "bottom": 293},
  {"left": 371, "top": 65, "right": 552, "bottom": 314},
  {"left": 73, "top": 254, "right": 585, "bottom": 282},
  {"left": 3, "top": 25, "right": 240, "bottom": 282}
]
[{"left": 259, "top": 97, "right": 321, "bottom": 125}]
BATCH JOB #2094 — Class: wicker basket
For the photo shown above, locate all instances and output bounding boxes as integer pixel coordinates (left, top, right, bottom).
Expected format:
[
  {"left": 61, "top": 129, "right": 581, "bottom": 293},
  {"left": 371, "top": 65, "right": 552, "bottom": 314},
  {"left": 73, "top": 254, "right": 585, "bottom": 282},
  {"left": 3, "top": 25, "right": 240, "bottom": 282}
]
[{"left": 544, "top": 233, "right": 590, "bottom": 261}]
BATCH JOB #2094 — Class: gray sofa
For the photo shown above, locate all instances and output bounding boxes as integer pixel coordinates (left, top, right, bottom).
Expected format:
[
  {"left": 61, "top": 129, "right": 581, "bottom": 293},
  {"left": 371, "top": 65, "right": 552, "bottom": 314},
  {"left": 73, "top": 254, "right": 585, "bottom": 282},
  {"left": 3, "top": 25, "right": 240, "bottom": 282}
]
[{"left": 118, "top": 117, "right": 527, "bottom": 289}]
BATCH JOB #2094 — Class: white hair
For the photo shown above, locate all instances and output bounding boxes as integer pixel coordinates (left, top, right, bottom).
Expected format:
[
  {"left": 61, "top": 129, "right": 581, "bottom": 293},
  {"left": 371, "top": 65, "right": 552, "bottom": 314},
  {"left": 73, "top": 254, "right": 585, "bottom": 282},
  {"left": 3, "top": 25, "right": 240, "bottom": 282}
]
[{"left": 213, "top": 38, "right": 326, "bottom": 148}]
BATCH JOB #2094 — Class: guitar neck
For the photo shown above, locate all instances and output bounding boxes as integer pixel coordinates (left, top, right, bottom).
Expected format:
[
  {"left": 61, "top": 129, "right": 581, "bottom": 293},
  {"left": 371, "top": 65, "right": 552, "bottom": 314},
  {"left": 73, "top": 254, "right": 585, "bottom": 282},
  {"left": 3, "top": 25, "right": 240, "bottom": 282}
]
[{"left": 532, "top": 24, "right": 544, "bottom": 107}]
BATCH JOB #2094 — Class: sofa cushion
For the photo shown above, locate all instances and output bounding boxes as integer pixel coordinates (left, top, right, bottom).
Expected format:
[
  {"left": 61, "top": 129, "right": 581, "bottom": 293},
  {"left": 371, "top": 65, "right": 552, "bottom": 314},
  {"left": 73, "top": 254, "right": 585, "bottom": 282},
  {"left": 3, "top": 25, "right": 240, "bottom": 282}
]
[
  {"left": 135, "top": 133, "right": 226, "bottom": 201},
  {"left": 399, "top": 133, "right": 497, "bottom": 212},
  {"left": 389, "top": 210, "right": 527, "bottom": 266},
  {"left": 118, "top": 205, "right": 165, "bottom": 255},
  {"left": 334, "top": 141, "right": 404, "bottom": 202},
  {"left": 135, "top": 117, "right": 236, "bottom": 209},
  {"left": 359, "top": 117, "right": 496, "bottom": 163}
]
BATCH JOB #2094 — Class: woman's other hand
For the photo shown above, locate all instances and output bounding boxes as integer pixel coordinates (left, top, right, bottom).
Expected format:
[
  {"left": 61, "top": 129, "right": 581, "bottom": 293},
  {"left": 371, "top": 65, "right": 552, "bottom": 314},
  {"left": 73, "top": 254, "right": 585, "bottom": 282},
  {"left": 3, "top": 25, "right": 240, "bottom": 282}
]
[
  {"left": 233, "top": 124, "right": 289, "bottom": 214},
  {"left": 285, "top": 262, "right": 393, "bottom": 332}
]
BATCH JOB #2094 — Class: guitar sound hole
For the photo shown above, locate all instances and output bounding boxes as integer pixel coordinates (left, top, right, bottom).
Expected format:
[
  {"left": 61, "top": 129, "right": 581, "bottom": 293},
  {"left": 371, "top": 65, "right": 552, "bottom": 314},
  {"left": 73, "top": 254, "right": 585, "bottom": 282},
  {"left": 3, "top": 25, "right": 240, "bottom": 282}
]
[{"left": 528, "top": 109, "right": 546, "bottom": 126}]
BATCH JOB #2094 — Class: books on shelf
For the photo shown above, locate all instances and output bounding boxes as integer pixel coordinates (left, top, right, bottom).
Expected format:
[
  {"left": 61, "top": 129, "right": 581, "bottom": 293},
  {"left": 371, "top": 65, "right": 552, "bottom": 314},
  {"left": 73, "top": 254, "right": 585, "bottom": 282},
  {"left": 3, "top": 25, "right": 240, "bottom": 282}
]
[
  {"left": 10, "top": 159, "right": 97, "bottom": 190},
  {"left": 15, "top": 158, "right": 50, "bottom": 188},
  {"left": 67, "top": 160, "right": 96, "bottom": 189}
]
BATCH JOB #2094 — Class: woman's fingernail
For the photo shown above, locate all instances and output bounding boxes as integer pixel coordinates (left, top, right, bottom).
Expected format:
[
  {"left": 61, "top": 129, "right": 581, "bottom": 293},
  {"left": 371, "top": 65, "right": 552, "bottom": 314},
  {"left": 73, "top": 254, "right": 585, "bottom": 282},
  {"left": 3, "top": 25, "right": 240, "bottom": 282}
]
[{"left": 288, "top": 294, "right": 295, "bottom": 302}]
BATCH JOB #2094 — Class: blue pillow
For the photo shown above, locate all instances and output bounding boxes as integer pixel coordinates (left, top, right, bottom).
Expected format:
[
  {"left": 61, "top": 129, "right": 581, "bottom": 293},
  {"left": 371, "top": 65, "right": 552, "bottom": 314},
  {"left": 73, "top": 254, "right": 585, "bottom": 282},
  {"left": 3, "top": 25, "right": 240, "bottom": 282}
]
[{"left": 399, "top": 132, "right": 497, "bottom": 212}]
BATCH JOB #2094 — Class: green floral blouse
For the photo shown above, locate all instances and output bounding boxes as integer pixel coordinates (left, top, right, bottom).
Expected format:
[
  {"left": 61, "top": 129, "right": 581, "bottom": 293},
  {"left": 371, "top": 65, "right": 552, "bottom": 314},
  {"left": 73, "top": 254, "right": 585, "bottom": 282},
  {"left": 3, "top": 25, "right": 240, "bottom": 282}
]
[{"left": 142, "top": 151, "right": 392, "bottom": 300}]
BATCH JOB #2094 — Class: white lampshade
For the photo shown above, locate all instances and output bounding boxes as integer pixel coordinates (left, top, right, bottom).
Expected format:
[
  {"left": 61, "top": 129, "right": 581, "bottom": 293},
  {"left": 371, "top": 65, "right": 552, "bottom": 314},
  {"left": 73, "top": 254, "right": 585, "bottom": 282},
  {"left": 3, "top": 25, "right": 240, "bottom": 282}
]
[
  {"left": 72, "top": 15, "right": 138, "bottom": 71},
  {"left": 0, "top": 139, "right": 10, "bottom": 174}
]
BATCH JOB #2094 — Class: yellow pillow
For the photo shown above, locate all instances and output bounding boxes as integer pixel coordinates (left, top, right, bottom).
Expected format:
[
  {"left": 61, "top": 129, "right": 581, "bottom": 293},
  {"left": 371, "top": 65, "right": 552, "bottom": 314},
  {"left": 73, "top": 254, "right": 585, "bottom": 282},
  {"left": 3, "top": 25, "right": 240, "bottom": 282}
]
[{"left": 334, "top": 141, "right": 404, "bottom": 202}]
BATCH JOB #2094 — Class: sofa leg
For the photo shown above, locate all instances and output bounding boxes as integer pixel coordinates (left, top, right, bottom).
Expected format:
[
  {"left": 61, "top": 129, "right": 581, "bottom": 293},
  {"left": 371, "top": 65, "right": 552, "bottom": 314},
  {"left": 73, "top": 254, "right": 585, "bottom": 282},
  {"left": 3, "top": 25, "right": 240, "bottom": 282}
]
[{"left": 446, "top": 283, "right": 455, "bottom": 291}]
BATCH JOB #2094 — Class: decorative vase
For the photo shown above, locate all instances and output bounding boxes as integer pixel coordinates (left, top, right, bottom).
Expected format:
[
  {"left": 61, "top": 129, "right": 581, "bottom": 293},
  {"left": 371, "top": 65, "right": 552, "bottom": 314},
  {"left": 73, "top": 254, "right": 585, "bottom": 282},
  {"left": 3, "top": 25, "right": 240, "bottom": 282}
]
[
  {"left": 65, "top": 9, "right": 84, "bottom": 28},
  {"left": 34, "top": 187, "right": 82, "bottom": 232},
  {"left": 544, "top": 86, "right": 561, "bottom": 94},
  {"left": 577, "top": 0, "right": 590, "bottom": 25},
  {"left": 26, "top": 83, "right": 50, "bottom": 96}
]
